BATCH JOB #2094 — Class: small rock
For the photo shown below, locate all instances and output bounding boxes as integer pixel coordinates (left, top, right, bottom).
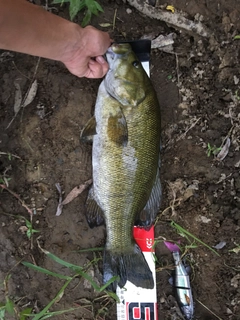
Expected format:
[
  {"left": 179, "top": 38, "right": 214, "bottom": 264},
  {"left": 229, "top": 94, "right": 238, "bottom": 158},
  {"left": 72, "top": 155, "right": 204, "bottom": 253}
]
[
  {"left": 222, "top": 15, "right": 232, "bottom": 33},
  {"left": 159, "top": 296, "right": 166, "bottom": 303},
  {"left": 126, "top": 8, "right": 132, "bottom": 14},
  {"left": 231, "top": 274, "right": 240, "bottom": 288},
  {"left": 234, "top": 75, "right": 239, "bottom": 85},
  {"left": 183, "top": 188, "right": 195, "bottom": 201},
  {"left": 226, "top": 308, "right": 233, "bottom": 315},
  {"left": 196, "top": 215, "right": 211, "bottom": 224}
]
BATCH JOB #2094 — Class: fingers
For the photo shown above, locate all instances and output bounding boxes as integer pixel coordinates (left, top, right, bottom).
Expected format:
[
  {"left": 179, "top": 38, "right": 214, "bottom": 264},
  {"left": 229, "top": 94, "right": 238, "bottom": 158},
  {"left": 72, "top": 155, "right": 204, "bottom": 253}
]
[
  {"left": 85, "top": 56, "right": 109, "bottom": 79},
  {"left": 63, "top": 25, "right": 112, "bottom": 78}
]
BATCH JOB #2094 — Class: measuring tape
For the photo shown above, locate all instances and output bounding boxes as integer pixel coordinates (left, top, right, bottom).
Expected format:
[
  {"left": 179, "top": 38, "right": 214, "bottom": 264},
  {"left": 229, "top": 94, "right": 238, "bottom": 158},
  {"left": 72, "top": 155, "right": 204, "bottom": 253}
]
[{"left": 116, "top": 226, "right": 158, "bottom": 320}]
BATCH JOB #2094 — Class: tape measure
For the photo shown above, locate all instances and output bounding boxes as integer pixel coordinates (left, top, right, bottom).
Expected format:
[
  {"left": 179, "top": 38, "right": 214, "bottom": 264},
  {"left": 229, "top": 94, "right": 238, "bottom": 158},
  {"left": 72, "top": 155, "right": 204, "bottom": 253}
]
[{"left": 116, "top": 226, "right": 158, "bottom": 320}]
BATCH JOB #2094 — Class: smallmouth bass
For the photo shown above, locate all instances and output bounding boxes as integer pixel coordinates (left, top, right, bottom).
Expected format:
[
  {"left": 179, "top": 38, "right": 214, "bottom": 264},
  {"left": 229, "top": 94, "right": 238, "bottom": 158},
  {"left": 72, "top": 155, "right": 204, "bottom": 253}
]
[{"left": 81, "top": 43, "right": 161, "bottom": 291}]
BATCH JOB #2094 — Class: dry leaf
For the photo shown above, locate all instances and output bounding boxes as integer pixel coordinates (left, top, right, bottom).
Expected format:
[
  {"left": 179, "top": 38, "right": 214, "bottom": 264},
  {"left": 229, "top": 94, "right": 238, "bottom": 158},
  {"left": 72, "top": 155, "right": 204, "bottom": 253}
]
[
  {"left": 213, "top": 241, "right": 227, "bottom": 249},
  {"left": 19, "top": 226, "right": 28, "bottom": 234},
  {"left": 23, "top": 79, "right": 38, "bottom": 107},
  {"left": 216, "top": 137, "right": 231, "bottom": 161},
  {"left": 56, "top": 179, "right": 92, "bottom": 216},
  {"left": 99, "top": 23, "right": 112, "bottom": 27},
  {"left": 55, "top": 290, "right": 65, "bottom": 303},
  {"left": 61, "top": 180, "right": 92, "bottom": 205},
  {"left": 13, "top": 81, "right": 22, "bottom": 114},
  {"left": 230, "top": 247, "right": 240, "bottom": 254},
  {"left": 151, "top": 33, "right": 175, "bottom": 49}
]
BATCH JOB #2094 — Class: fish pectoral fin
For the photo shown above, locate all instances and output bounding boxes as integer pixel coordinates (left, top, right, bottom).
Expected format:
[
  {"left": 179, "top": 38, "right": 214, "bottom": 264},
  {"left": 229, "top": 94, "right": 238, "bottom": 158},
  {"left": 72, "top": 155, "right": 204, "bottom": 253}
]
[
  {"left": 85, "top": 187, "right": 105, "bottom": 228},
  {"left": 114, "top": 80, "right": 146, "bottom": 107},
  {"left": 107, "top": 109, "right": 128, "bottom": 146},
  {"left": 80, "top": 116, "right": 97, "bottom": 142},
  {"left": 135, "top": 167, "right": 162, "bottom": 228}
]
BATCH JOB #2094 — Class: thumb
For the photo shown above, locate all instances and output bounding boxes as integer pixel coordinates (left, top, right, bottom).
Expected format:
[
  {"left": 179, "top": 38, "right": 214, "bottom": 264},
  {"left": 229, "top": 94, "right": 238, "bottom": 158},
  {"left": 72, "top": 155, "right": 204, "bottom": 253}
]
[{"left": 86, "top": 57, "right": 109, "bottom": 78}]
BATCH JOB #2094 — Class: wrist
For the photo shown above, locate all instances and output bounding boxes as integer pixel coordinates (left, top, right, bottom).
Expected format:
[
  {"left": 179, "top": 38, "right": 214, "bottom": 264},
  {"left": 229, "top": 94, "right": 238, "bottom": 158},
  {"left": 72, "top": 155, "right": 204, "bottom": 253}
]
[
  {"left": 60, "top": 25, "right": 110, "bottom": 64},
  {"left": 56, "top": 22, "right": 85, "bottom": 63}
]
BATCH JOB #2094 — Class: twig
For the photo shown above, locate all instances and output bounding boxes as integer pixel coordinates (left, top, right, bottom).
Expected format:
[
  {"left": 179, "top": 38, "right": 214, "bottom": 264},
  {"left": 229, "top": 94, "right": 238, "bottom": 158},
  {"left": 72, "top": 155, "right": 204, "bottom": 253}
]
[
  {"left": 0, "top": 184, "right": 33, "bottom": 215},
  {"left": 175, "top": 53, "right": 180, "bottom": 86},
  {"left": 177, "top": 117, "right": 201, "bottom": 141},
  {"left": 0, "top": 151, "right": 22, "bottom": 160},
  {"left": 12, "top": 61, "right": 31, "bottom": 80},
  {"left": 196, "top": 299, "right": 223, "bottom": 320},
  {"left": 126, "top": 0, "right": 211, "bottom": 37},
  {"left": 30, "top": 253, "right": 37, "bottom": 266},
  {"left": 113, "top": 8, "right": 117, "bottom": 31}
]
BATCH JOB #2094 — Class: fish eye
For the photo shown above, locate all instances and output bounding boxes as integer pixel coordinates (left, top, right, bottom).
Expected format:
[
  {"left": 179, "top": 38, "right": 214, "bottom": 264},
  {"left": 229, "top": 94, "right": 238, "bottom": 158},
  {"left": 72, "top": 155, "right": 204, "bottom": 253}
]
[{"left": 132, "top": 60, "right": 140, "bottom": 68}]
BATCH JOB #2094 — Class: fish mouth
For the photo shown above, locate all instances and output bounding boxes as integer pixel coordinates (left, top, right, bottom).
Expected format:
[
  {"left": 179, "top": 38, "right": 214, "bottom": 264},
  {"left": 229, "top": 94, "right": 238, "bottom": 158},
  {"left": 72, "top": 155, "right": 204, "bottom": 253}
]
[
  {"left": 111, "top": 43, "right": 131, "bottom": 54},
  {"left": 181, "top": 306, "right": 194, "bottom": 320},
  {"left": 106, "top": 43, "right": 131, "bottom": 66},
  {"left": 106, "top": 46, "right": 114, "bottom": 58},
  {"left": 106, "top": 46, "right": 115, "bottom": 67}
]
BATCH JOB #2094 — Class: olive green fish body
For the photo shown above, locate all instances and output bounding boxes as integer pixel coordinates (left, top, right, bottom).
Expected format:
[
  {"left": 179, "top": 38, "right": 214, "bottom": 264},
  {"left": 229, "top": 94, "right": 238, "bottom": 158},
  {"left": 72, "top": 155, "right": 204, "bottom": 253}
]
[{"left": 83, "top": 43, "right": 161, "bottom": 291}]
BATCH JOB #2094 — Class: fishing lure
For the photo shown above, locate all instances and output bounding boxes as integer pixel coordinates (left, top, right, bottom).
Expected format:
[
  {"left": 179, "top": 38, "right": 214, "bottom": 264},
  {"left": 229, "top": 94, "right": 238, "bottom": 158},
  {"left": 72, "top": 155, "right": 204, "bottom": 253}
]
[{"left": 164, "top": 241, "right": 194, "bottom": 320}]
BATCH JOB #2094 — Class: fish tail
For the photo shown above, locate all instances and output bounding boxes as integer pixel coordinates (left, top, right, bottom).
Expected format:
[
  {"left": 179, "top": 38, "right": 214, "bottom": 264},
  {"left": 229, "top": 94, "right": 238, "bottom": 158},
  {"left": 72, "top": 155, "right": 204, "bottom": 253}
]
[
  {"left": 103, "top": 243, "right": 154, "bottom": 292},
  {"left": 164, "top": 241, "right": 180, "bottom": 253}
]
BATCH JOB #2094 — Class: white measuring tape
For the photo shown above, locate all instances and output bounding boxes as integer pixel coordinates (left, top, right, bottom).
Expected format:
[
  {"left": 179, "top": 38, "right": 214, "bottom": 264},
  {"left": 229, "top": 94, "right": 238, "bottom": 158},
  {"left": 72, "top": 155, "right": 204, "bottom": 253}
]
[{"left": 116, "top": 226, "right": 158, "bottom": 320}]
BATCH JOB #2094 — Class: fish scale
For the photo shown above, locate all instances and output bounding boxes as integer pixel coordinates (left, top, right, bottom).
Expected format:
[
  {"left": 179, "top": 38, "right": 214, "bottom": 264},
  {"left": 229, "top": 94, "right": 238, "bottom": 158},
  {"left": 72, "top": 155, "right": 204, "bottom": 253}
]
[{"left": 95, "top": 100, "right": 159, "bottom": 248}]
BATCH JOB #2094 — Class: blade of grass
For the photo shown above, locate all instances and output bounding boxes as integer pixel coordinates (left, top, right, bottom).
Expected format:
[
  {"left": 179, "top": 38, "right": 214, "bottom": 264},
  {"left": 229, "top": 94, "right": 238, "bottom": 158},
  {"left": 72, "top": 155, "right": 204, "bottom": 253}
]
[
  {"left": 22, "top": 262, "right": 72, "bottom": 280},
  {"left": 99, "top": 276, "right": 119, "bottom": 293},
  {"left": 32, "top": 278, "right": 73, "bottom": 320},
  {"left": 74, "top": 267, "right": 118, "bottom": 293},
  {"left": 19, "top": 307, "right": 32, "bottom": 320},
  {"left": 5, "top": 298, "right": 14, "bottom": 315},
  {"left": 170, "top": 221, "right": 220, "bottom": 256},
  {"left": 33, "top": 306, "right": 81, "bottom": 319},
  {"left": 37, "top": 244, "right": 83, "bottom": 272},
  {"left": 37, "top": 241, "right": 119, "bottom": 294},
  {"left": 75, "top": 247, "right": 104, "bottom": 253},
  {"left": 104, "top": 290, "right": 119, "bottom": 302}
]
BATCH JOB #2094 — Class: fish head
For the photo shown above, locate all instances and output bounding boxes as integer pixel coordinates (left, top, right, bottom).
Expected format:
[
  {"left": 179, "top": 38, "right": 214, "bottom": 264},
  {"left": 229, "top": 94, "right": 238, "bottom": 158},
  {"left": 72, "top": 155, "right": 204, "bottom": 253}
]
[
  {"left": 181, "top": 305, "right": 194, "bottom": 320},
  {"left": 105, "top": 43, "right": 148, "bottom": 107}
]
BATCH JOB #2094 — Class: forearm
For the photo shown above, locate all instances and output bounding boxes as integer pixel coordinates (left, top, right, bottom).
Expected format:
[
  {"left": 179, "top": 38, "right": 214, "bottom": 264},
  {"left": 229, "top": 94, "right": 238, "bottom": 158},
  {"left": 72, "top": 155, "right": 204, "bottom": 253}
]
[{"left": 0, "top": 0, "right": 81, "bottom": 62}]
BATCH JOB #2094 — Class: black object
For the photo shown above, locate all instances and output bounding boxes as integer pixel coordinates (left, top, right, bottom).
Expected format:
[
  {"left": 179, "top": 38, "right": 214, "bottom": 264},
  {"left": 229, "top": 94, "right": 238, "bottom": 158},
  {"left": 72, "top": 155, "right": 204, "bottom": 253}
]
[{"left": 118, "top": 39, "right": 151, "bottom": 62}]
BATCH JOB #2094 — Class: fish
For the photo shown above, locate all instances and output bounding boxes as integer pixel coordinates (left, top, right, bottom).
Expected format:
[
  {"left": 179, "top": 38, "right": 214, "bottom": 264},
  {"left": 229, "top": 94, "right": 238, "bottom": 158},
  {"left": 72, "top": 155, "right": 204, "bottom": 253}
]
[
  {"left": 164, "top": 241, "right": 194, "bottom": 320},
  {"left": 81, "top": 43, "right": 161, "bottom": 291}
]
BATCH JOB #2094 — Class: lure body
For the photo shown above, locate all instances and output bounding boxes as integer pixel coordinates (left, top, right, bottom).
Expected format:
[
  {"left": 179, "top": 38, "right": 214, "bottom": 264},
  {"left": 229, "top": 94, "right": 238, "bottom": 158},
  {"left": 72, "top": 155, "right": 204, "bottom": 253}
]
[
  {"left": 172, "top": 250, "right": 194, "bottom": 320},
  {"left": 164, "top": 241, "right": 194, "bottom": 319}
]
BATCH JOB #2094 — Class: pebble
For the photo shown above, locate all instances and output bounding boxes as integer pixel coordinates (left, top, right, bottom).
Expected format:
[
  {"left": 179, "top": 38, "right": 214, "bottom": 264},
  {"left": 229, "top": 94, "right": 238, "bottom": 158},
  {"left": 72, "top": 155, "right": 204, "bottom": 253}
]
[
  {"left": 159, "top": 296, "right": 166, "bottom": 303},
  {"left": 226, "top": 308, "right": 233, "bottom": 314}
]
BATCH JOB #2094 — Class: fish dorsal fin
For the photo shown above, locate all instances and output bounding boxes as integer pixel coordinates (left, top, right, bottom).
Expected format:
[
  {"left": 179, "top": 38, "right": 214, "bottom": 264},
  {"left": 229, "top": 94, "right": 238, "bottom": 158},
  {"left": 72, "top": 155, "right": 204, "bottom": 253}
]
[
  {"left": 135, "top": 163, "right": 162, "bottom": 228},
  {"left": 85, "top": 187, "right": 105, "bottom": 228},
  {"left": 107, "top": 108, "right": 128, "bottom": 146},
  {"left": 114, "top": 80, "right": 145, "bottom": 107},
  {"left": 80, "top": 116, "right": 96, "bottom": 142}
]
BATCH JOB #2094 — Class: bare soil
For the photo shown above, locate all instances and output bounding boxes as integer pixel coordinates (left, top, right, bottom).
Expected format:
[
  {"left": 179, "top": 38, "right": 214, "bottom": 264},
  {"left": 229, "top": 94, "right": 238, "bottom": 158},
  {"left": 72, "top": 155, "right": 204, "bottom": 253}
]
[{"left": 0, "top": 0, "right": 240, "bottom": 319}]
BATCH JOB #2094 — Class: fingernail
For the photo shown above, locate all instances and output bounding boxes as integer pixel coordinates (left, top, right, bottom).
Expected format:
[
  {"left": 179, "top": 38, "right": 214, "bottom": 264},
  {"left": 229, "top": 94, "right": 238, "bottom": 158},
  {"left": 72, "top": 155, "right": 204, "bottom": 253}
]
[{"left": 96, "top": 56, "right": 106, "bottom": 64}]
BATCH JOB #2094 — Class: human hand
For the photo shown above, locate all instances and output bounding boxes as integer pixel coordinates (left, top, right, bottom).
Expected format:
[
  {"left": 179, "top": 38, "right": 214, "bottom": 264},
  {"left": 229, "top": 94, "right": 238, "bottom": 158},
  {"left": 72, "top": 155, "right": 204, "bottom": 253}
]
[{"left": 62, "top": 25, "right": 112, "bottom": 79}]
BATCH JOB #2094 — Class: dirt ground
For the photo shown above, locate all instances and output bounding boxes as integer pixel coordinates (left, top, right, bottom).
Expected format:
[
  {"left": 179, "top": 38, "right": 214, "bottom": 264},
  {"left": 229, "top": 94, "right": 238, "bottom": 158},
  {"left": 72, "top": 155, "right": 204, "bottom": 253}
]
[{"left": 0, "top": 0, "right": 240, "bottom": 319}]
